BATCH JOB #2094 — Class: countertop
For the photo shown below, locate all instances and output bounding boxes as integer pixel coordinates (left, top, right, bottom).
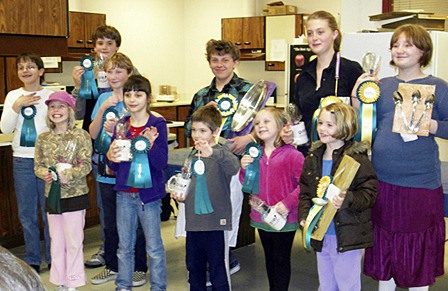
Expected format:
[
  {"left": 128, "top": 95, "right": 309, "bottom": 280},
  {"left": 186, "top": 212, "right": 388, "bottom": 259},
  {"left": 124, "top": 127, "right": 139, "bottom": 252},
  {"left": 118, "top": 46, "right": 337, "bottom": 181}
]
[
  {"left": 151, "top": 100, "right": 191, "bottom": 107},
  {"left": 0, "top": 133, "right": 13, "bottom": 147}
]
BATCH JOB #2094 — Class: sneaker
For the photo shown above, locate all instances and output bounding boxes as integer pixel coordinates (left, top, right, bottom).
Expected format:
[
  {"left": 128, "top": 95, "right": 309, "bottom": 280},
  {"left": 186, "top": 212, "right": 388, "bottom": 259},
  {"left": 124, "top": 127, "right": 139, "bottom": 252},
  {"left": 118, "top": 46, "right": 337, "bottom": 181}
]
[
  {"left": 85, "top": 251, "right": 105, "bottom": 268},
  {"left": 91, "top": 268, "right": 118, "bottom": 285},
  {"left": 132, "top": 271, "right": 147, "bottom": 287},
  {"left": 229, "top": 259, "right": 241, "bottom": 275},
  {"left": 206, "top": 270, "right": 212, "bottom": 287},
  {"left": 67, "top": 288, "right": 78, "bottom": 291},
  {"left": 55, "top": 286, "right": 66, "bottom": 291}
]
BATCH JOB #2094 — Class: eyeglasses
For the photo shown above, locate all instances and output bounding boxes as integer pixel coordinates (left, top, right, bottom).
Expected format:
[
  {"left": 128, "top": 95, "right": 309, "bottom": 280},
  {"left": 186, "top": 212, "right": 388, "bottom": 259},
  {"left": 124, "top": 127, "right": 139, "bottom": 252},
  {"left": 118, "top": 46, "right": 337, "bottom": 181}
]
[{"left": 17, "top": 65, "right": 38, "bottom": 71}]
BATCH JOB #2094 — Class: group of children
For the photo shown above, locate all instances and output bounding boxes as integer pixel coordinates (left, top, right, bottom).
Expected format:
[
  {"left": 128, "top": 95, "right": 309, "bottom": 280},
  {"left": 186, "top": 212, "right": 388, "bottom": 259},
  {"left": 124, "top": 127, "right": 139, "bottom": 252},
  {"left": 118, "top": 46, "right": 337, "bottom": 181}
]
[{"left": 2, "top": 19, "right": 446, "bottom": 291}]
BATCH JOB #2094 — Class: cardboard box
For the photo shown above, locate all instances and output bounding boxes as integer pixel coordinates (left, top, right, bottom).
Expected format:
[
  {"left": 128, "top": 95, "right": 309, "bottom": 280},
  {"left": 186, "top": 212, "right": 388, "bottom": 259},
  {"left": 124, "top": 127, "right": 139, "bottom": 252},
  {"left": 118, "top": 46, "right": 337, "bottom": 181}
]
[{"left": 263, "top": 5, "right": 297, "bottom": 16}]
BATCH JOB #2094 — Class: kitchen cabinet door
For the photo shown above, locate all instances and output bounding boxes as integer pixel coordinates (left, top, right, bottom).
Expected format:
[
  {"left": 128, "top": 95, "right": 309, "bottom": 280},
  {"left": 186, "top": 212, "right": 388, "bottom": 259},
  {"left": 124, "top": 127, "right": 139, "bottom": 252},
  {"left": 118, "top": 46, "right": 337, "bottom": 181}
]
[
  {"left": 265, "top": 14, "right": 307, "bottom": 71},
  {"left": 222, "top": 18, "right": 243, "bottom": 47},
  {"left": 68, "top": 12, "right": 106, "bottom": 49},
  {"left": 222, "top": 16, "right": 264, "bottom": 50},
  {"left": 242, "top": 17, "right": 264, "bottom": 49},
  {"left": 0, "top": 0, "right": 68, "bottom": 37},
  {"left": 85, "top": 13, "right": 107, "bottom": 47}
]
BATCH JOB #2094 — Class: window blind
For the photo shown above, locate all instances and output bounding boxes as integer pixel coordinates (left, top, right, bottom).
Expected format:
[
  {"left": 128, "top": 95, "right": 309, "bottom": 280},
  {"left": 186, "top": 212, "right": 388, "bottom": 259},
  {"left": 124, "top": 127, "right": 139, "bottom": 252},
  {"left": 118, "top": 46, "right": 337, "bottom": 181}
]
[{"left": 393, "top": 0, "right": 448, "bottom": 15}]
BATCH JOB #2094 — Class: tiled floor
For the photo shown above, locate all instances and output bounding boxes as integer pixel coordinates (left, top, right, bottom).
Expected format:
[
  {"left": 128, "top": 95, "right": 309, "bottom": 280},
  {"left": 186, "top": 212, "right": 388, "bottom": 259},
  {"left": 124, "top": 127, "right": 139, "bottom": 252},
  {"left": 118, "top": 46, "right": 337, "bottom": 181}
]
[{"left": 9, "top": 217, "right": 448, "bottom": 290}]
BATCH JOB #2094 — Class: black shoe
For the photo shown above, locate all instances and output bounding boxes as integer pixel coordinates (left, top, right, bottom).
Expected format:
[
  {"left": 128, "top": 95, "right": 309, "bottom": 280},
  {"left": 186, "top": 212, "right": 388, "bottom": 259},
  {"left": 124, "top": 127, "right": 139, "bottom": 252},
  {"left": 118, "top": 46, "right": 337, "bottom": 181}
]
[
  {"left": 48, "top": 264, "right": 51, "bottom": 271},
  {"left": 30, "top": 264, "right": 40, "bottom": 273}
]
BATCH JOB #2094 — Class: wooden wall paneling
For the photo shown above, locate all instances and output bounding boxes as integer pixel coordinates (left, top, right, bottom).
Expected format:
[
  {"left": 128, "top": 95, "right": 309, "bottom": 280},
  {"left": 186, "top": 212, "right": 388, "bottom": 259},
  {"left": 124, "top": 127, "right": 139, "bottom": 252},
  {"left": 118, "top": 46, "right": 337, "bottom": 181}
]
[
  {"left": 5, "top": 57, "right": 22, "bottom": 93},
  {"left": 0, "top": 57, "right": 6, "bottom": 104}
]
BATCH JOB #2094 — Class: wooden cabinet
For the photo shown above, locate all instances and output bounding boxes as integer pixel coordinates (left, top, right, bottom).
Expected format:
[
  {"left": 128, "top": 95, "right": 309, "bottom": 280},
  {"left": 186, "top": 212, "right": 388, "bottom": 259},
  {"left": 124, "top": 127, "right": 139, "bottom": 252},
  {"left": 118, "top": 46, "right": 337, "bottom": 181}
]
[
  {"left": 68, "top": 12, "right": 106, "bottom": 49},
  {"left": 265, "top": 14, "right": 307, "bottom": 71},
  {"left": 222, "top": 16, "right": 265, "bottom": 60},
  {"left": 0, "top": 57, "right": 25, "bottom": 104},
  {"left": 0, "top": 0, "right": 68, "bottom": 57},
  {"left": 0, "top": 0, "right": 68, "bottom": 37}
]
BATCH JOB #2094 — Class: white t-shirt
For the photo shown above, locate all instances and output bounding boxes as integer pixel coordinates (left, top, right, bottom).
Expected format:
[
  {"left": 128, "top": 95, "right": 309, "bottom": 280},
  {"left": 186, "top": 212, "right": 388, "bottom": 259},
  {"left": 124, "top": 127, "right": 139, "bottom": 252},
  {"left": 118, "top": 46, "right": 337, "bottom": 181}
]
[{"left": 0, "top": 87, "right": 52, "bottom": 158}]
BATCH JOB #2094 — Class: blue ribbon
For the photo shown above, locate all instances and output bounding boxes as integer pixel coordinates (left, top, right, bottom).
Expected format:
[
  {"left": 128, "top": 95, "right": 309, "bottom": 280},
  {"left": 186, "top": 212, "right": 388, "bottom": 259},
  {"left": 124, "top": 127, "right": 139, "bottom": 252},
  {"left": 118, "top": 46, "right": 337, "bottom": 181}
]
[
  {"left": 47, "top": 166, "right": 61, "bottom": 214},
  {"left": 192, "top": 158, "right": 214, "bottom": 215},
  {"left": 242, "top": 142, "right": 262, "bottom": 194},
  {"left": 216, "top": 93, "right": 238, "bottom": 132},
  {"left": 353, "top": 102, "right": 377, "bottom": 142},
  {"left": 126, "top": 136, "right": 152, "bottom": 188},
  {"left": 304, "top": 204, "right": 325, "bottom": 250},
  {"left": 20, "top": 105, "right": 37, "bottom": 147},
  {"left": 79, "top": 55, "right": 99, "bottom": 99},
  {"left": 95, "top": 108, "right": 118, "bottom": 154}
]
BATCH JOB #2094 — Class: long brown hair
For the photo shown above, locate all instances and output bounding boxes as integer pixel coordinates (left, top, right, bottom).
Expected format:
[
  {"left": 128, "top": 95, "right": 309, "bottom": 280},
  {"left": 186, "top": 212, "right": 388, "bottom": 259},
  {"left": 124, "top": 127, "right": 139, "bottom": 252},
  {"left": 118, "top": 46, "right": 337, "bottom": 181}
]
[{"left": 307, "top": 10, "right": 342, "bottom": 51}]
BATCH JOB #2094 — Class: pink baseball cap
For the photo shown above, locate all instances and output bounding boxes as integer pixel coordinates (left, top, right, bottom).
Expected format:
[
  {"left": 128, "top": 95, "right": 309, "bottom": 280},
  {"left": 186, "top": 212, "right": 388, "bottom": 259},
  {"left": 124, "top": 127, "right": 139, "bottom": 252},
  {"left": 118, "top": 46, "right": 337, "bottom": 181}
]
[{"left": 45, "top": 91, "right": 76, "bottom": 110}]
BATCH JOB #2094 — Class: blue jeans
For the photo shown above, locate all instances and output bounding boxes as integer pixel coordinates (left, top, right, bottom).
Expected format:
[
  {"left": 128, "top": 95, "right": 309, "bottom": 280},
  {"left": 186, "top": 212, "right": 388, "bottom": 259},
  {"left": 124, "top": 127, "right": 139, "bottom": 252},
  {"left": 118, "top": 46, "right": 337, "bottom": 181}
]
[
  {"left": 92, "top": 158, "right": 105, "bottom": 252},
  {"left": 13, "top": 157, "right": 51, "bottom": 266},
  {"left": 116, "top": 192, "right": 167, "bottom": 291},
  {"left": 100, "top": 183, "right": 147, "bottom": 273},
  {"left": 186, "top": 231, "right": 229, "bottom": 291}
]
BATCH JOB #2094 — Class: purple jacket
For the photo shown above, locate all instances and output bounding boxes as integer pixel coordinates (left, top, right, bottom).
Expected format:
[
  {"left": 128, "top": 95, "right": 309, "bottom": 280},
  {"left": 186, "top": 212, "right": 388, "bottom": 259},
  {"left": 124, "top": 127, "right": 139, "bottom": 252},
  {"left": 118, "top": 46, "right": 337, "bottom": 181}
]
[
  {"left": 108, "top": 114, "right": 168, "bottom": 204},
  {"left": 240, "top": 144, "right": 304, "bottom": 224}
]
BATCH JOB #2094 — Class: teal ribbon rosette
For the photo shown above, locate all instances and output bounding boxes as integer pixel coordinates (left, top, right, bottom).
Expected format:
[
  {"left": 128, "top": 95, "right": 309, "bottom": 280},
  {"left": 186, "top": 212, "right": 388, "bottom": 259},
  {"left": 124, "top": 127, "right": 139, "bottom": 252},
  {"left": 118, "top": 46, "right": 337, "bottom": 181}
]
[
  {"left": 95, "top": 108, "right": 119, "bottom": 154},
  {"left": 126, "top": 136, "right": 153, "bottom": 188},
  {"left": 216, "top": 93, "right": 238, "bottom": 132},
  {"left": 47, "top": 166, "right": 61, "bottom": 214},
  {"left": 192, "top": 158, "right": 214, "bottom": 215},
  {"left": 79, "top": 55, "right": 99, "bottom": 99},
  {"left": 242, "top": 142, "right": 263, "bottom": 194},
  {"left": 353, "top": 80, "right": 380, "bottom": 143},
  {"left": 303, "top": 176, "right": 332, "bottom": 251},
  {"left": 20, "top": 105, "right": 38, "bottom": 147}
]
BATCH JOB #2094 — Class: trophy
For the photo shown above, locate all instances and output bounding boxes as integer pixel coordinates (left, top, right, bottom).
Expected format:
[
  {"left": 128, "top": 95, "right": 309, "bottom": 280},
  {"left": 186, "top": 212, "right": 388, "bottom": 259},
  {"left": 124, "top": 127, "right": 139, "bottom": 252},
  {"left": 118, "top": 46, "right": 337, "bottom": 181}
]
[
  {"left": 392, "top": 84, "right": 435, "bottom": 137},
  {"left": 95, "top": 53, "right": 109, "bottom": 89},
  {"left": 249, "top": 195, "right": 287, "bottom": 231},
  {"left": 56, "top": 140, "right": 77, "bottom": 173},
  {"left": 285, "top": 103, "right": 309, "bottom": 145},
  {"left": 362, "top": 51, "right": 381, "bottom": 75},
  {"left": 115, "top": 121, "right": 132, "bottom": 161},
  {"left": 354, "top": 51, "right": 382, "bottom": 143}
]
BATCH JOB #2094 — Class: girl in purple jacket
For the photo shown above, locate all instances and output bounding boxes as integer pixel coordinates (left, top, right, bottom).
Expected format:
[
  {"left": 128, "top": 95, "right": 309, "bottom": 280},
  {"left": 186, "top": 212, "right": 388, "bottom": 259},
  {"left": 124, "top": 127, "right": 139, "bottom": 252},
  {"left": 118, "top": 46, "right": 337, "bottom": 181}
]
[{"left": 240, "top": 107, "right": 304, "bottom": 291}]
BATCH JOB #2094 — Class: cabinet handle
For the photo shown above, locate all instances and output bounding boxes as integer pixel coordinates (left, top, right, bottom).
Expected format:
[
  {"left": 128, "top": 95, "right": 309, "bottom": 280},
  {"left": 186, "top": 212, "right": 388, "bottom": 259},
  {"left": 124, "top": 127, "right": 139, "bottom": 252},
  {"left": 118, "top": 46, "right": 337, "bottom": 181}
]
[
  {"left": 76, "top": 40, "right": 84, "bottom": 44},
  {"left": 244, "top": 41, "right": 251, "bottom": 45},
  {"left": 235, "top": 42, "right": 241, "bottom": 46},
  {"left": 87, "top": 40, "right": 93, "bottom": 44},
  {"left": 267, "top": 63, "right": 274, "bottom": 66}
]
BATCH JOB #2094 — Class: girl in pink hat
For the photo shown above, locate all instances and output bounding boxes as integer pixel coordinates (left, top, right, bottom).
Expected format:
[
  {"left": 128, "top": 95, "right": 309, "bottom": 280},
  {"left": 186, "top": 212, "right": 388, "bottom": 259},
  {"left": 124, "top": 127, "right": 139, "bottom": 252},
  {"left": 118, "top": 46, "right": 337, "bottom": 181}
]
[{"left": 34, "top": 91, "right": 92, "bottom": 291}]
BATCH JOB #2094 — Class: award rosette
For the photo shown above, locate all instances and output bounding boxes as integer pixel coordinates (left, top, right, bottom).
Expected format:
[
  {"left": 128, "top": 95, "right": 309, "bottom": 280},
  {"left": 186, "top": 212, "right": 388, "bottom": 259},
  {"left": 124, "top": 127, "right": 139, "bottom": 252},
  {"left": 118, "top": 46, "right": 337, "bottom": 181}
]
[
  {"left": 302, "top": 176, "right": 331, "bottom": 251},
  {"left": 47, "top": 166, "right": 62, "bottom": 214},
  {"left": 79, "top": 55, "right": 99, "bottom": 99},
  {"left": 126, "top": 136, "right": 152, "bottom": 188},
  {"left": 192, "top": 157, "right": 214, "bottom": 215},
  {"left": 242, "top": 142, "right": 262, "bottom": 194},
  {"left": 20, "top": 105, "right": 37, "bottom": 147},
  {"left": 95, "top": 108, "right": 119, "bottom": 154},
  {"left": 311, "top": 96, "right": 342, "bottom": 142},
  {"left": 354, "top": 80, "right": 380, "bottom": 143},
  {"left": 216, "top": 93, "right": 238, "bottom": 138}
]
